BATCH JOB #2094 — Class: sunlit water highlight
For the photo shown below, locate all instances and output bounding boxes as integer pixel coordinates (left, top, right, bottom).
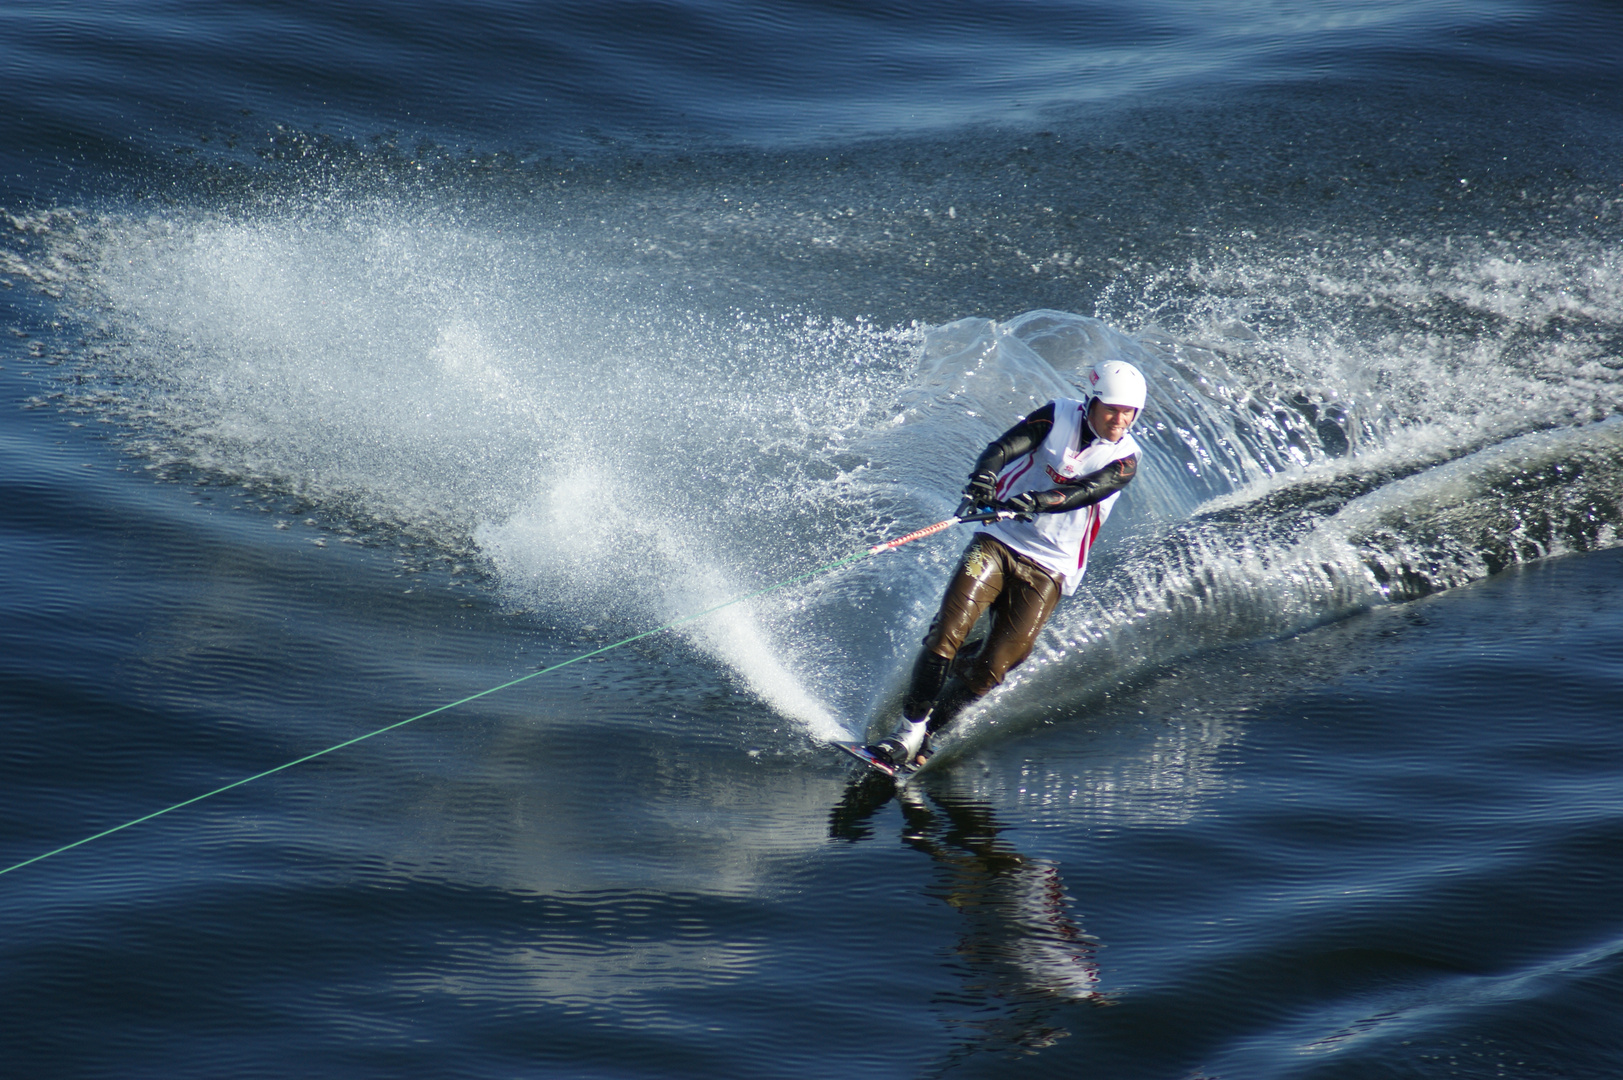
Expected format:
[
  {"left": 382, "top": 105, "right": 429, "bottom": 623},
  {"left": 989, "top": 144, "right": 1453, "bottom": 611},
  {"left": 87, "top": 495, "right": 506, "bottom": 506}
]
[
  {"left": 13, "top": 197, "right": 1621, "bottom": 753},
  {"left": 4, "top": 2, "right": 1623, "bottom": 1076}
]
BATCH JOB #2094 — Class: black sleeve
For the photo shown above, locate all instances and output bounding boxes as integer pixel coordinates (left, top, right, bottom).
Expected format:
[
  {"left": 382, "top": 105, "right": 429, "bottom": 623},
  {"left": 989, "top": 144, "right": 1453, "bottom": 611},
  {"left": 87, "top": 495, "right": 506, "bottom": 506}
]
[
  {"left": 971, "top": 402, "right": 1056, "bottom": 476},
  {"left": 1033, "top": 453, "right": 1138, "bottom": 512}
]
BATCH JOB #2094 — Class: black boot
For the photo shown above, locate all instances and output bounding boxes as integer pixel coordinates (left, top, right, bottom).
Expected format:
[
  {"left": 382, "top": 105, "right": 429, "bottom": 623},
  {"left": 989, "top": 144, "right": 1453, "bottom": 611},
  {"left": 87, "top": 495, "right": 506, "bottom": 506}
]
[
  {"left": 902, "top": 651, "right": 952, "bottom": 721},
  {"left": 925, "top": 676, "right": 982, "bottom": 739}
]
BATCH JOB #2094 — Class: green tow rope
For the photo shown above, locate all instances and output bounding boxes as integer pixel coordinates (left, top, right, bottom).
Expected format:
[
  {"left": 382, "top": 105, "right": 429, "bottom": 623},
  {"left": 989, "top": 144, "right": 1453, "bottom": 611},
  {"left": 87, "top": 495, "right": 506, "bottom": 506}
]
[{"left": 0, "top": 516, "right": 965, "bottom": 878}]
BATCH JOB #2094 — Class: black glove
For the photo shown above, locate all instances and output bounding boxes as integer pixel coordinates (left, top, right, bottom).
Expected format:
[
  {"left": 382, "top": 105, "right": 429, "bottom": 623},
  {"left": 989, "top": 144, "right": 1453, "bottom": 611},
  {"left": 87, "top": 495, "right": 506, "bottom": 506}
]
[
  {"left": 962, "top": 469, "right": 998, "bottom": 505},
  {"left": 1000, "top": 490, "right": 1065, "bottom": 520}
]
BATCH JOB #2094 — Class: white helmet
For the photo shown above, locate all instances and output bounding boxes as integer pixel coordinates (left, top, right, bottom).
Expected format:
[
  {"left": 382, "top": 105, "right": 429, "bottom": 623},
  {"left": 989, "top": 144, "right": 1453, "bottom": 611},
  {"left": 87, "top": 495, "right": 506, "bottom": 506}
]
[{"left": 1087, "top": 360, "right": 1147, "bottom": 412}]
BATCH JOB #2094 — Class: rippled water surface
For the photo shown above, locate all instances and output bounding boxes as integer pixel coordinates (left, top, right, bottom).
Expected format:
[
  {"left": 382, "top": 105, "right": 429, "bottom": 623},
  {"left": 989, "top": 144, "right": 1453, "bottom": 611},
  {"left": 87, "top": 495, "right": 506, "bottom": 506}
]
[{"left": 3, "top": 2, "right": 1623, "bottom": 1077}]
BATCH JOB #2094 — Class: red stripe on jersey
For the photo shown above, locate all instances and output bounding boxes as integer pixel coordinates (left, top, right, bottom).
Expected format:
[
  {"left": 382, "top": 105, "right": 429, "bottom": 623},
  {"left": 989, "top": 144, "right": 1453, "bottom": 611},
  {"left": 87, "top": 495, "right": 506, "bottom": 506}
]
[
  {"left": 996, "top": 454, "right": 1035, "bottom": 499},
  {"left": 1078, "top": 506, "right": 1104, "bottom": 568}
]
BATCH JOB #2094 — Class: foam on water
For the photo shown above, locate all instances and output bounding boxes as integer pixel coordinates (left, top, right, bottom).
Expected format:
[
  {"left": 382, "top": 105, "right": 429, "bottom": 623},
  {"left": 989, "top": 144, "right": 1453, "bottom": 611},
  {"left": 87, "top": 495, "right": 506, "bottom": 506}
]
[
  {"left": 12, "top": 200, "right": 933, "bottom": 738},
  {"left": 7, "top": 189, "right": 1623, "bottom": 748},
  {"left": 955, "top": 235, "right": 1623, "bottom": 743}
]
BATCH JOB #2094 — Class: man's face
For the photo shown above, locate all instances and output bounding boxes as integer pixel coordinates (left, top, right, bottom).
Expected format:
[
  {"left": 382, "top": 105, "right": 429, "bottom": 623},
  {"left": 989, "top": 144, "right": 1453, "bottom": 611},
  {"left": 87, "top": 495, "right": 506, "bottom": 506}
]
[{"left": 1089, "top": 399, "right": 1138, "bottom": 442}]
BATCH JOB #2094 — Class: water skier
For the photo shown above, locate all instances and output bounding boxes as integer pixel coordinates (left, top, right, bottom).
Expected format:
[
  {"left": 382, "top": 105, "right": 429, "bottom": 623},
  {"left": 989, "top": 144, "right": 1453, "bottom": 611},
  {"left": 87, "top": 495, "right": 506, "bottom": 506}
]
[{"left": 865, "top": 360, "right": 1147, "bottom": 769}]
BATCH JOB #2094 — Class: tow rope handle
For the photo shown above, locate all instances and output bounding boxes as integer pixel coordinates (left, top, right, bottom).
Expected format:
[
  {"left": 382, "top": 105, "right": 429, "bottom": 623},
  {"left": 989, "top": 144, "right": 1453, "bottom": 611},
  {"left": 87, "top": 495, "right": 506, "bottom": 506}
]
[{"left": 864, "top": 501, "right": 1016, "bottom": 555}]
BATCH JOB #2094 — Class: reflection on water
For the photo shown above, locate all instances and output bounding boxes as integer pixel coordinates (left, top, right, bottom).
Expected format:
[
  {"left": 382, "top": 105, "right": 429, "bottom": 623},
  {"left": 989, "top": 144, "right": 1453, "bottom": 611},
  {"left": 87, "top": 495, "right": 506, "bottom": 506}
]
[{"left": 830, "top": 776, "right": 1105, "bottom": 1060}]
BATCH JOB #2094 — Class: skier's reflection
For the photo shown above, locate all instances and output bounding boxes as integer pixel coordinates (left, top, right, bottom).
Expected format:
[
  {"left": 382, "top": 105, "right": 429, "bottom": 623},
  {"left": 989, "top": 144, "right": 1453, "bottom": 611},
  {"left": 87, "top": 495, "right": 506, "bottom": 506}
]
[{"left": 830, "top": 774, "right": 1108, "bottom": 1054}]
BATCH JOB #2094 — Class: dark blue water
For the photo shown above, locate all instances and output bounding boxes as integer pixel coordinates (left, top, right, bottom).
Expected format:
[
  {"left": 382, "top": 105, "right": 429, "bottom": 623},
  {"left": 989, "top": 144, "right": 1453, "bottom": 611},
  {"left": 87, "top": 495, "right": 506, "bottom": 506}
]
[{"left": 4, "top": 2, "right": 1623, "bottom": 1077}]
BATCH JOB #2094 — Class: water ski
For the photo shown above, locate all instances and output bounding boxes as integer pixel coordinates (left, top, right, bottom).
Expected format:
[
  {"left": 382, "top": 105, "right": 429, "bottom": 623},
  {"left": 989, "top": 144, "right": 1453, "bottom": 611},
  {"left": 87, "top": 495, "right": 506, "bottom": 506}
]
[{"left": 835, "top": 741, "right": 925, "bottom": 780}]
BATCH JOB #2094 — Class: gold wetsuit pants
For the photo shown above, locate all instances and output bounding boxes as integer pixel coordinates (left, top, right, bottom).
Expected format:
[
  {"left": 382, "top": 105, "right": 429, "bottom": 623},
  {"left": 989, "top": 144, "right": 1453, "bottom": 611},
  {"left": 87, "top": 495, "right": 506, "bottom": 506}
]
[{"left": 919, "top": 533, "right": 1063, "bottom": 701}]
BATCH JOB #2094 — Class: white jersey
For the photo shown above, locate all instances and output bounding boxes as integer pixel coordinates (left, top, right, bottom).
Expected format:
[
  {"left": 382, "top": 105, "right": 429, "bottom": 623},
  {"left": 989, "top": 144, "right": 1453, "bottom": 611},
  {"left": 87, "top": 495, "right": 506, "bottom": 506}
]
[{"left": 983, "top": 397, "right": 1139, "bottom": 595}]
